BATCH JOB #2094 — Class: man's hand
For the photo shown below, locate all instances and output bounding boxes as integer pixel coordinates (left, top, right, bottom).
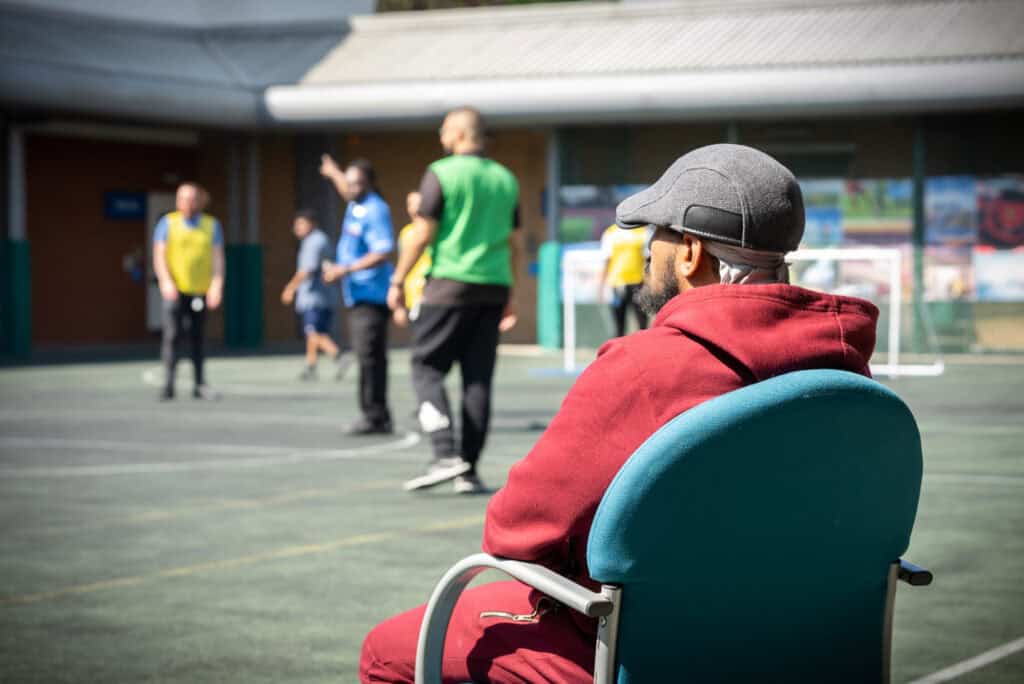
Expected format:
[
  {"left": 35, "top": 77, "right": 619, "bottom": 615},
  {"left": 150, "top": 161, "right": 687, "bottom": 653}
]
[
  {"left": 319, "top": 154, "right": 342, "bottom": 180},
  {"left": 281, "top": 285, "right": 295, "bottom": 306},
  {"left": 159, "top": 278, "right": 178, "bottom": 302},
  {"left": 499, "top": 300, "right": 518, "bottom": 333},
  {"left": 322, "top": 262, "right": 347, "bottom": 284},
  {"left": 386, "top": 282, "right": 404, "bottom": 311},
  {"left": 206, "top": 284, "right": 223, "bottom": 311},
  {"left": 392, "top": 307, "right": 410, "bottom": 328}
]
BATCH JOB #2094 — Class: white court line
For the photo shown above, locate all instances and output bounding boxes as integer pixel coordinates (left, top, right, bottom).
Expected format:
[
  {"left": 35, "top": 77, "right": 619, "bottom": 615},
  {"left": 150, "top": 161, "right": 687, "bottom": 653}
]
[
  {"left": 140, "top": 368, "right": 340, "bottom": 396},
  {"left": 497, "top": 344, "right": 547, "bottom": 357},
  {"left": 0, "top": 409, "right": 542, "bottom": 432},
  {"left": 1, "top": 436, "right": 293, "bottom": 456},
  {"left": 924, "top": 472, "right": 1024, "bottom": 486},
  {"left": 918, "top": 424, "right": 1024, "bottom": 437},
  {"left": 4, "top": 409, "right": 1020, "bottom": 436},
  {"left": 140, "top": 364, "right": 412, "bottom": 395},
  {"left": 0, "top": 408, "right": 342, "bottom": 427},
  {"left": 0, "top": 432, "right": 420, "bottom": 477},
  {"left": 906, "top": 635, "right": 1024, "bottom": 684}
]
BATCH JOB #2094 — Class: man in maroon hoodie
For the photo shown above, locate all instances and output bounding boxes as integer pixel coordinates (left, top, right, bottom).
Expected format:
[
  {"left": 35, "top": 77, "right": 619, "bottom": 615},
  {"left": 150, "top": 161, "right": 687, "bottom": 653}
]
[{"left": 360, "top": 144, "right": 879, "bottom": 684}]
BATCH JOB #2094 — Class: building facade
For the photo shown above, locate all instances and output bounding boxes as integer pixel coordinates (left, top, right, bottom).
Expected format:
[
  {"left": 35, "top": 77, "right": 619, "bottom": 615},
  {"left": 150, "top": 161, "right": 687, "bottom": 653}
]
[{"left": 3, "top": 0, "right": 1023, "bottom": 358}]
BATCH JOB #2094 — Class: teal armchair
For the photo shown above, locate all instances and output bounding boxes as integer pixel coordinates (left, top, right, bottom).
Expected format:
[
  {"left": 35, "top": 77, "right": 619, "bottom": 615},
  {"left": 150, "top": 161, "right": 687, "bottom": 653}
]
[{"left": 416, "top": 370, "right": 932, "bottom": 683}]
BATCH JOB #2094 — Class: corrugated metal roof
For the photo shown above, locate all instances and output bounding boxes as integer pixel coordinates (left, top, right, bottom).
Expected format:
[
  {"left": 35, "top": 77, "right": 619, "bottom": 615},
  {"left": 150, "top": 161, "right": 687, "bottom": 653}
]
[
  {"left": 0, "top": 3, "right": 350, "bottom": 126},
  {"left": 3, "top": 0, "right": 1022, "bottom": 128},
  {"left": 5, "top": 0, "right": 373, "bottom": 29},
  {"left": 303, "top": 0, "right": 1024, "bottom": 84},
  {"left": 0, "top": 7, "right": 347, "bottom": 90}
]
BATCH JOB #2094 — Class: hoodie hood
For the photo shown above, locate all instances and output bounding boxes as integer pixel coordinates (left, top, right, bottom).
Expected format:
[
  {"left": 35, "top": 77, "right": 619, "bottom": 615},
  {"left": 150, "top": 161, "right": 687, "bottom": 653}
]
[{"left": 651, "top": 283, "right": 879, "bottom": 380}]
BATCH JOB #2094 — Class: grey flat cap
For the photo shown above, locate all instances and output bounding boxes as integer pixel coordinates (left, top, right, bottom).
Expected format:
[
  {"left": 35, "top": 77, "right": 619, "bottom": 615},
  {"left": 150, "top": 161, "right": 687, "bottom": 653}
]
[{"left": 616, "top": 144, "right": 805, "bottom": 252}]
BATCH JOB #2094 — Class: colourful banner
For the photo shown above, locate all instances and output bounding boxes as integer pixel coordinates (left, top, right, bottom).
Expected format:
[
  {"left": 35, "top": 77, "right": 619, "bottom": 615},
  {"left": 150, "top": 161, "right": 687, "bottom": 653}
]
[
  {"left": 842, "top": 179, "right": 912, "bottom": 245},
  {"left": 974, "top": 248, "right": 1024, "bottom": 302},
  {"left": 925, "top": 176, "right": 977, "bottom": 247},
  {"left": 977, "top": 175, "right": 1024, "bottom": 248}
]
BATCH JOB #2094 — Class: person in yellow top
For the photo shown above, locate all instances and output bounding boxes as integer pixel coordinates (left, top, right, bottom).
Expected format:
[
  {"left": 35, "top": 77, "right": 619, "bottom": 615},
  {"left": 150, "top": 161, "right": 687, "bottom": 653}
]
[
  {"left": 599, "top": 223, "right": 652, "bottom": 338},
  {"left": 152, "top": 182, "right": 225, "bottom": 401},
  {"left": 392, "top": 191, "right": 431, "bottom": 327}
]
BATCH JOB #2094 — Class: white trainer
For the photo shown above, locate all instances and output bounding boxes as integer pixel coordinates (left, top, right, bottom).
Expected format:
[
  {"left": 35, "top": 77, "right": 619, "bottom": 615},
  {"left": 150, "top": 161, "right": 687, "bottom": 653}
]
[{"left": 402, "top": 457, "right": 472, "bottom": 492}]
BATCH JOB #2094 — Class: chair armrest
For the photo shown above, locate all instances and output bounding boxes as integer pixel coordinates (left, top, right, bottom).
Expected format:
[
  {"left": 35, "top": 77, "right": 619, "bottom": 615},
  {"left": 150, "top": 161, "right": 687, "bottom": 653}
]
[
  {"left": 897, "top": 558, "right": 933, "bottom": 586},
  {"left": 415, "top": 553, "right": 613, "bottom": 684}
]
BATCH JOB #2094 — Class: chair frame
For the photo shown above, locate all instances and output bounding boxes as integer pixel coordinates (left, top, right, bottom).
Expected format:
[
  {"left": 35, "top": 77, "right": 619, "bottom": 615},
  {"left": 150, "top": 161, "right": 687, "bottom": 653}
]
[{"left": 414, "top": 554, "right": 931, "bottom": 684}]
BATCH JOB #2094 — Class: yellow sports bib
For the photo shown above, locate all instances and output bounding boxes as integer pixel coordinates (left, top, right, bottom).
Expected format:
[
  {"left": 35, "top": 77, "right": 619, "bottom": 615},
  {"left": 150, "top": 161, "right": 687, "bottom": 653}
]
[
  {"left": 601, "top": 224, "right": 647, "bottom": 287},
  {"left": 166, "top": 211, "right": 215, "bottom": 295},
  {"left": 399, "top": 223, "right": 431, "bottom": 310}
]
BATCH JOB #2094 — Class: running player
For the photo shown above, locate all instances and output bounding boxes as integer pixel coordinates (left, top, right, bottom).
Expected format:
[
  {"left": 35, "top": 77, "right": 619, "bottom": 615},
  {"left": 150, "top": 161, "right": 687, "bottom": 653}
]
[{"left": 280, "top": 209, "right": 352, "bottom": 380}]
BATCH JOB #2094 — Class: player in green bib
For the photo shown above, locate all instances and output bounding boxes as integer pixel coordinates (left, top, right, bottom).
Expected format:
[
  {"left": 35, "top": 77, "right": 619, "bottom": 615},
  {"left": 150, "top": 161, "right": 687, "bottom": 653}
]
[{"left": 388, "top": 107, "right": 523, "bottom": 494}]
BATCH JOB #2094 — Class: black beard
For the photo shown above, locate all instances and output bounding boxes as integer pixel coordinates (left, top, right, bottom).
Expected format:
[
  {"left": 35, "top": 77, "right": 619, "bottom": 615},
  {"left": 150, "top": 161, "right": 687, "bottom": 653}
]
[{"left": 635, "top": 260, "right": 680, "bottom": 317}]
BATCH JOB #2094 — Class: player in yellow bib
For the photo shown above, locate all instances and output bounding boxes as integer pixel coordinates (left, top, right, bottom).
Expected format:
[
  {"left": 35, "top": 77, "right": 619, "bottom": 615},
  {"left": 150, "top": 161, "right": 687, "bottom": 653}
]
[
  {"left": 392, "top": 191, "right": 431, "bottom": 327},
  {"left": 152, "top": 182, "right": 225, "bottom": 401},
  {"left": 599, "top": 223, "right": 652, "bottom": 338}
]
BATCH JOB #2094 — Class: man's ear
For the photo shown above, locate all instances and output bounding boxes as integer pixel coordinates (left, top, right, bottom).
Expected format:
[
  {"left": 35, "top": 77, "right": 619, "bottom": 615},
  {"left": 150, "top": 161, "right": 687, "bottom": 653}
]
[{"left": 675, "top": 234, "right": 705, "bottom": 280}]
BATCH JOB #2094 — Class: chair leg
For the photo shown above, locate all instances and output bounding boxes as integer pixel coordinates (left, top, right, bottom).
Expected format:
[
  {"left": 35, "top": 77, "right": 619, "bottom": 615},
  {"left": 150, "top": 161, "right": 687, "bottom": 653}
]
[
  {"left": 881, "top": 562, "right": 898, "bottom": 684},
  {"left": 593, "top": 586, "right": 622, "bottom": 684}
]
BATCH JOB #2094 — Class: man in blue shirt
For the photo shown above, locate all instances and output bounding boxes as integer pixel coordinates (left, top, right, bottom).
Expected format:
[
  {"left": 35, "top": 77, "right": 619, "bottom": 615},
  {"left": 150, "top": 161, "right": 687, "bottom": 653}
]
[
  {"left": 280, "top": 209, "right": 351, "bottom": 381},
  {"left": 321, "top": 156, "right": 396, "bottom": 435}
]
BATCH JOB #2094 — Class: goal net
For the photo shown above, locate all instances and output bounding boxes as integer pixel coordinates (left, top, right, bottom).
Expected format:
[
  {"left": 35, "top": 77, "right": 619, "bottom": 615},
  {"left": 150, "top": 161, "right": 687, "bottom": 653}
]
[{"left": 561, "top": 245, "right": 945, "bottom": 377}]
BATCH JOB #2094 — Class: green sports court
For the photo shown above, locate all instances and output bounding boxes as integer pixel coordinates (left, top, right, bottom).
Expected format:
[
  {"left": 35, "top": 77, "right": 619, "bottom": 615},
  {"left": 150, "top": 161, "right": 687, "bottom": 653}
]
[
  {"left": 2, "top": 1, "right": 1024, "bottom": 682},
  {"left": 1, "top": 349, "right": 1022, "bottom": 683}
]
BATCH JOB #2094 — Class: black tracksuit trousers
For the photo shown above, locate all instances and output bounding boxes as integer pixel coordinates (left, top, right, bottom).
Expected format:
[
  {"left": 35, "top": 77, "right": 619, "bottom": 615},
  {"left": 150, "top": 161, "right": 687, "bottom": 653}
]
[{"left": 411, "top": 303, "right": 504, "bottom": 471}]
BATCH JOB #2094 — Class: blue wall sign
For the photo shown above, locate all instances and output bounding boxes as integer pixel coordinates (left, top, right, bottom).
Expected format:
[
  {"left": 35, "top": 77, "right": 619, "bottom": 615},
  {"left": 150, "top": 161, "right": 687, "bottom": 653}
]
[{"left": 104, "top": 192, "right": 147, "bottom": 220}]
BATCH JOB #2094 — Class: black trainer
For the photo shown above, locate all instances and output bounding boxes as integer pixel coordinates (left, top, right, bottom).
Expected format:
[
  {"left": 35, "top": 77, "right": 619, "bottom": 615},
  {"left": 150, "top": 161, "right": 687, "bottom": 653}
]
[{"left": 159, "top": 386, "right": 175, "bottom": 401}]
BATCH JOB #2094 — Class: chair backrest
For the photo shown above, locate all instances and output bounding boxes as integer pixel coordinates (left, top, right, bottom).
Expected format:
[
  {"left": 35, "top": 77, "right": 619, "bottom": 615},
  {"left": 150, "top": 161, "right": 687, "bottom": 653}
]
[{"left": 587, "top": 370, "right": 923, "bottom": 683}]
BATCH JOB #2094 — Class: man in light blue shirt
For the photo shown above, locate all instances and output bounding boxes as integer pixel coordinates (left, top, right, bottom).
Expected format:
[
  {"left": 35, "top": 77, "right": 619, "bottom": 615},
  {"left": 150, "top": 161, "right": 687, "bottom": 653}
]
[
  {"left": 321, "top": 156, "right": 396, "bottom": 435},
  {"left": 280, "top": 209, "right": 350, "bottom": 381}
]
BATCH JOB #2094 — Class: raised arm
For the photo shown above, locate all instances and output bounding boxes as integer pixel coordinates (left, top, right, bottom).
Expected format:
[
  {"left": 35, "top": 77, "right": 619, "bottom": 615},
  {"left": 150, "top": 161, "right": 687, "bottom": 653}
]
[{"left": 319, "top": 154, "right": 349, "bottom": 199}]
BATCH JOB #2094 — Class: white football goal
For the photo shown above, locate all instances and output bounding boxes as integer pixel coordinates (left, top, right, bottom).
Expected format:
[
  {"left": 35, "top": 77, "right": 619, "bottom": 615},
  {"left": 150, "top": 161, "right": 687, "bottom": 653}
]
[{"left": 561, "top": 245, "right": 945, "bottom": 378}]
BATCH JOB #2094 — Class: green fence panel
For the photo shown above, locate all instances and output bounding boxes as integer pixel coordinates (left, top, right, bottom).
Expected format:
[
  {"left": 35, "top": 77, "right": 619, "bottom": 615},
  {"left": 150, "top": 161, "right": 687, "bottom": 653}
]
[
  {"left": 2, "top": 240, "right": 31, "bottom": 359},
  {"left": 537, "top": 241, "right": 562, "bottom": 349},
  {"left": 225, "top": 244, "right": 263, "bottom": 348}
]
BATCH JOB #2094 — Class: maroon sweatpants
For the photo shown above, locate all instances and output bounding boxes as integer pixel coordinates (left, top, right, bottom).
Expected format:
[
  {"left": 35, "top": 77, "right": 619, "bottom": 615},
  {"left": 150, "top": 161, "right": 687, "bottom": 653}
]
[{"left": 360, "top": 580, "right": 595, "bottom": 683}]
